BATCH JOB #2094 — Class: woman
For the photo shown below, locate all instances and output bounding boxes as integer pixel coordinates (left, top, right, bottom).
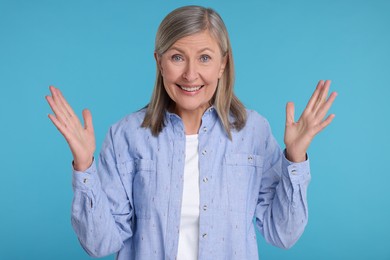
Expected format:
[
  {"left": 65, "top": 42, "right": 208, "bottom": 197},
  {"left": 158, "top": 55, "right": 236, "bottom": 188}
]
[{"left": 46, "top": 5, "right": 337, "bottom": 260}]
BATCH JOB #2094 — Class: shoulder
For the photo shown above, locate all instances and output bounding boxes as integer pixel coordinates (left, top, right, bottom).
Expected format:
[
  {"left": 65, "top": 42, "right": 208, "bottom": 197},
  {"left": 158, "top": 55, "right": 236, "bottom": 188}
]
[
  {"left": 100, "top": 108, "right": 155, "bottom": 163},
  {"left": 102, "top": 108, "right": 153, "bottom": 148},
  {"left": 229, "top": 108, "right": 273, "bottom": 143},
  {"left": 228, "top": 109, "right": 276, "bottom": 153},
  {"left": 109, "top": 108, "right": 148, "bottom": 135},
  {"left": 244, "top": 109, "right": 271, "bottom": 133},
  {"left": 229, "top": 109, "right": 273, "bottom": 145},
  {"left": 102, "top": 108, "right": 152, "bottom": 157}
]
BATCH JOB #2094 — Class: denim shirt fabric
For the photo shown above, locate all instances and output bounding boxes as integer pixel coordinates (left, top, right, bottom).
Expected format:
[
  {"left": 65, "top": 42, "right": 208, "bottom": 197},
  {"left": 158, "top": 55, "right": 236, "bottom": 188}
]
[{"left": 71, "top": 107, "right": 311, "bottom": 259}]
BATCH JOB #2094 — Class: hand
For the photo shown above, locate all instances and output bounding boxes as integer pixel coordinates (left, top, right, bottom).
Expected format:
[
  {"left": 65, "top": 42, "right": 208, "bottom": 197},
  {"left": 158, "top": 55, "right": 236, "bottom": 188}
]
[
  {"left": 284, "top": 80, "right": 337, "bottom": 162},
  {"left": 46, "top": 86, "right": 96, "bottom": 171}
]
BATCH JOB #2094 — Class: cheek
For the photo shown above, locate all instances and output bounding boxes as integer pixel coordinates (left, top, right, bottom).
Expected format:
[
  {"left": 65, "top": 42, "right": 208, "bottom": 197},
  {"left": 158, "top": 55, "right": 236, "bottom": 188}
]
[
  {"left": 162, "top": 80, "right": 176, "bottom": 102},
  {"left": 162, "top": 77, "right": 176, "bottom": 97},
  {"left": 162, "top": 64, "right": 181, "bottom": 82},
  {"left": 203, "top": 68, "right": 221, "bottom": 84}
]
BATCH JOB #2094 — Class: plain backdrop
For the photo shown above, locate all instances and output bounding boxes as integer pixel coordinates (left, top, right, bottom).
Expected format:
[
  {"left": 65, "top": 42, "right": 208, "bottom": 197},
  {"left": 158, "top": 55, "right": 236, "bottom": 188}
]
[{"left": 1, "top": 0, "right": 389, "bottom": 259}]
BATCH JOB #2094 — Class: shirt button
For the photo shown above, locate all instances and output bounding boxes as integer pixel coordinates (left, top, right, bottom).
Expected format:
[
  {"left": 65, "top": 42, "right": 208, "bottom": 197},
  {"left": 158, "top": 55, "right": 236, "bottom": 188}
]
[
  {"left": 202, "top": 233, "right": 207, "bottom": 238},
  {"left": 83, "top": 178, "right": 88, "bottom": 184},
  {"left": 202, "top": 150, "right": 207, "bottom": 155},
  {"left": 203, "top": 205, "right": 208, "bottom": 211},
  {"left": 291, "top": 169, "right": 297, "bottom": 175},
  {"left": 203, "top": 126, "right": 207, "bottom": 132},
  {"left": 203, "top": 177, "right": 208, "bottom": 183}
]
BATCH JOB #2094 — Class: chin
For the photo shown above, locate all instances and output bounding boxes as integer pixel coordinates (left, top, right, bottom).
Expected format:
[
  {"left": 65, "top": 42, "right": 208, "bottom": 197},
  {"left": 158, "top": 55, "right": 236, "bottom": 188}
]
[{"left": 174, "top": 101, "right": 211, "bottom": 114}]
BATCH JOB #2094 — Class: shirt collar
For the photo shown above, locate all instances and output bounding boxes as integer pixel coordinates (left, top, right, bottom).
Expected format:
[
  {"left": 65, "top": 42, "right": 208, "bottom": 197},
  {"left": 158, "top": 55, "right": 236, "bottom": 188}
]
[{"left": 164, "top": 105, "right": 218, "bottom": 135}]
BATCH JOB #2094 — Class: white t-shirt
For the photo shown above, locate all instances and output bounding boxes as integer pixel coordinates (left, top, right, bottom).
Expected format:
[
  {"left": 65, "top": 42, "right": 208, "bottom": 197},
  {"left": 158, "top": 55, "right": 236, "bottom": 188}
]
[{"left": 177, "top": 134, "right": 200, "bottom": 260}]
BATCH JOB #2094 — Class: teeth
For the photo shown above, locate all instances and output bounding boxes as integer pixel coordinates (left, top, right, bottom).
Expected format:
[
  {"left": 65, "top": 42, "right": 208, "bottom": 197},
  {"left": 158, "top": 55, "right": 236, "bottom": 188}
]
[{"left": 178, "top": 85, "right": 202, "bottom": 92}]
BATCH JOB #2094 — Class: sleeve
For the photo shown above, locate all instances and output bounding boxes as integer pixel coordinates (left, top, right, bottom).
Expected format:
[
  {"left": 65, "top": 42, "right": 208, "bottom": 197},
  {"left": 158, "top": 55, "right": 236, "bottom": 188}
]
[
  {"left": 71, "top": 127, "right": 134, "bottom": 257},
  {"left": 254, "top": 119, "right": 311, "bottom": 249}
]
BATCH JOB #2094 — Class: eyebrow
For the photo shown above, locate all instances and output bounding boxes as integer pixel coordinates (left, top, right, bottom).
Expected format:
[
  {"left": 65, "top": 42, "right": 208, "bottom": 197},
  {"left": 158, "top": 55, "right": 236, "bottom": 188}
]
[{"left": 168, "top": 46, "right": 216, "bottom": 54}]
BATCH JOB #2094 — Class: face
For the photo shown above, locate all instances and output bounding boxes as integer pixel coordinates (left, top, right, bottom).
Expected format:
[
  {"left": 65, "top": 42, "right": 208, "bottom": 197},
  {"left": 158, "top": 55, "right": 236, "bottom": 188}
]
[{"left": 156, "top": 30, "right": 227, "bottom": 118}]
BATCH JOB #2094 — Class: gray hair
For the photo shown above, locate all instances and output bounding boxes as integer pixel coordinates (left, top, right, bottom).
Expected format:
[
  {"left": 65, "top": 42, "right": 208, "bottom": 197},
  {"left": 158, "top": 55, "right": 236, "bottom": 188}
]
[{"left": 141, "top": 5, "right": 246, "bottom": 138}]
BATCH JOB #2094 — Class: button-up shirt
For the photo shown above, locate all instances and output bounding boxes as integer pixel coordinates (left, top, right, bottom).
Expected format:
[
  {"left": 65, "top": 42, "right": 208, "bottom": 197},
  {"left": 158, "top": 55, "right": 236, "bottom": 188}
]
[{"left": 71, "top": 107, "right": 311, "bottom": 259}]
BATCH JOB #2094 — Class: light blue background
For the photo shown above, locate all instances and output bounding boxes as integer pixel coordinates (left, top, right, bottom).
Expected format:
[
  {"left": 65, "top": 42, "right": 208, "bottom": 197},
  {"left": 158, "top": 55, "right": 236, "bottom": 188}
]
[{"left": 1, "top": 0, "right": 389, "bottom": 259}]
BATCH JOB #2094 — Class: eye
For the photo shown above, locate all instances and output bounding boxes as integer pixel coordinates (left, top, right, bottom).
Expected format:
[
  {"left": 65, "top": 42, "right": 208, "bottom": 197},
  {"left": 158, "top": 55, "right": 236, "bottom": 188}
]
[
  {"left": 200, "top": 55, "right": 211, "bottom": 63},
  {"left": 171, "top": 54, "right": 183, "bottom": 62}
]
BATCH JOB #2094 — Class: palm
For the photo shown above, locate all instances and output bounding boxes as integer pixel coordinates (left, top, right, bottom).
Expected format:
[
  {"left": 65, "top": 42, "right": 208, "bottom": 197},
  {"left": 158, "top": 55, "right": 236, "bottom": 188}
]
[
  {"left": 284, "top": 80, "right": 337, "bottom": 162},
  {"left": 46, "top": 86, "right": 96, "bottom": 171}
]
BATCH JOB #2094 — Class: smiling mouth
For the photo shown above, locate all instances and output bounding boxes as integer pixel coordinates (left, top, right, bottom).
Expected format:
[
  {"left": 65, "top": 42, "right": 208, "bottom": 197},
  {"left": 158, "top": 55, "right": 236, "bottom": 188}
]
[{"left": 176, "top": 84, "right": 204, "bottom": 92}]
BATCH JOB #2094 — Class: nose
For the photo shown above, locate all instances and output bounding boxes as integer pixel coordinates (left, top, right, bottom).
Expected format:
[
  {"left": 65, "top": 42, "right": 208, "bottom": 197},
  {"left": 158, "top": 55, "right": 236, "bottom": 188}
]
[{"left": 182, "top": 60, "right": 198, "bottom": 82}]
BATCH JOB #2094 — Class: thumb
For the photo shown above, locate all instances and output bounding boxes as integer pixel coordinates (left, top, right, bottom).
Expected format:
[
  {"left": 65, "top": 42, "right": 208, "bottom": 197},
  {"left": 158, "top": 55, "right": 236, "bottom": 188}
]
[
  {"left": 286, "top": 102, "right": 295, "bottom": 126},
  {"left": 82, "top": 109, "right": 94, "bottom": 133}
]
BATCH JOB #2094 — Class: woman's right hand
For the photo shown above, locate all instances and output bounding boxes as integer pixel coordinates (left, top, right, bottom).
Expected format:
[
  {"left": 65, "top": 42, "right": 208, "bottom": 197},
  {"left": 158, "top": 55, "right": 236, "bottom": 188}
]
[{"left": 46, "top": 86, "right": 96, "bottom": 171}]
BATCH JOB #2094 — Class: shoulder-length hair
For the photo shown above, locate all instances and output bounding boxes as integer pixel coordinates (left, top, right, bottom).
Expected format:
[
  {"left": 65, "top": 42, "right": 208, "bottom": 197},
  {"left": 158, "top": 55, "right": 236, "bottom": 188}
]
[{"left": 141, "top": 5, "right": 246, "bottom": 139}]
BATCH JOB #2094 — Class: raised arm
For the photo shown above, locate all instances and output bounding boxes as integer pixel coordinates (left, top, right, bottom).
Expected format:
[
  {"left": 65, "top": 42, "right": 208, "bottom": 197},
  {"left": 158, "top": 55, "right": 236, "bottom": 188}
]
[
  {"left": 46, "top": 86, "right": 131, "bottom": 257},
  {"left": 45, "top": 86, "right": 95, "bottom": 170},
  {"left": 256, "top": 80, "right": 337, "bottom": 248}
]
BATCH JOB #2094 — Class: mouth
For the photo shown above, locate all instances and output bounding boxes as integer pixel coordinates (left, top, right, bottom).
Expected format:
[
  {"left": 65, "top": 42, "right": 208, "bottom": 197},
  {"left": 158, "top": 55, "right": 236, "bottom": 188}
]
[{"left": 176, "top": 84, "right": 204, "bottom": 92}]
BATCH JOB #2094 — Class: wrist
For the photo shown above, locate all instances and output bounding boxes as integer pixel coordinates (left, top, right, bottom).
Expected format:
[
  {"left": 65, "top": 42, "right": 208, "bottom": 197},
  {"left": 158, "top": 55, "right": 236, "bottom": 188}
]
[
  {"left": 73, "top": 158, "right": 93, "bottom": 172},
  {"left": 285, "top": 149, "right": 306, "bottom": 163}
]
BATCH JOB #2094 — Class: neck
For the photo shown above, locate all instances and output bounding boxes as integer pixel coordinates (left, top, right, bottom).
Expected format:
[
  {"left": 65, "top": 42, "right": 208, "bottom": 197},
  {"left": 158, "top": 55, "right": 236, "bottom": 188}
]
[
  {"left": 180, "top": 111, "right": 202, "bottom": 135},
  {"left": 174, "top": 106, "right": 210, "bottom": 135}
]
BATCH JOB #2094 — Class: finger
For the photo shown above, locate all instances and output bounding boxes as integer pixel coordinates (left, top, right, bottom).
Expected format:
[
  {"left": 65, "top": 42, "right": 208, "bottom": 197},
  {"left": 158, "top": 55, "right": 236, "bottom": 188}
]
[
  {"left": 316, "top": 91, "right": 338, "bottom": 119},
  {"left": 305, "top": 80, "right": 324, "bottom": 112},
  {"left": 49, "top": 86, "right": 68, "bottom": 116},
  {"left": 56, "top": 88, "right": 78, "bottom": 119},
  {"left": 46, "top": 94, "right": 70, "bottom": 127},
  {"left": 317, "top": 113, "right": 336, "bottom": 133},
  {"left": 50, "top": 86, "right": 82, "bottom": 130},
  {"left": 47, "top": 113, "right": 73, "bottom": 143},
  {"left": 49, "top": 86, "right": 73, "bottom": 127},
  {"left": 286, "top": 102, "right": 295, "bottom": 126},
  {"left": 82, "top": 109, "right": 94, "bottom": 134},
  {"left": 313, "top": 80, "right": 331, "bottom": 113}
]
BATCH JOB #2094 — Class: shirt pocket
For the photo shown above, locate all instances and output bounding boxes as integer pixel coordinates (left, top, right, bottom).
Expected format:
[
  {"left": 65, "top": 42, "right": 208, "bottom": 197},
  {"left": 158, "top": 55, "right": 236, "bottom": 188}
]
[
  {"left": 117, "top": 158, "right": 155, "bottom": 219},
  {"left": 224, "top": 153, "right": 264, "bottom": 213}
]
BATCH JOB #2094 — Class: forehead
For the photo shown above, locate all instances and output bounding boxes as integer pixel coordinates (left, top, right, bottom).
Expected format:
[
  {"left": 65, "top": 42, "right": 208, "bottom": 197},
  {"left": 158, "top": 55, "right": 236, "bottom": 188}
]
[{"left": 169, "top": 30, "right": 221, "bottom": 53}]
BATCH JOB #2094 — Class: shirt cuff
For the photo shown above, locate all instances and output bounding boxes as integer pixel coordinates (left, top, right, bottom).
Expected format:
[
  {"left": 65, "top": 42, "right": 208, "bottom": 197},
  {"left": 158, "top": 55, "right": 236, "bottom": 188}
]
[
  {"left": 72, "top": 159, "right": 99, "bottom": 191},
  {"left": 282, "top": 149, "right": 311, "bottom": 184}
]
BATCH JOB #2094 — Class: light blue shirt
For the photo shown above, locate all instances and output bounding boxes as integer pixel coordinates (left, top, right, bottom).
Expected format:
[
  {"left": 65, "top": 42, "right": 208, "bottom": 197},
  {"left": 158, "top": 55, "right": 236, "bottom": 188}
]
[{"left": 71, "top": 107, "right": 311, "bottom": 259}]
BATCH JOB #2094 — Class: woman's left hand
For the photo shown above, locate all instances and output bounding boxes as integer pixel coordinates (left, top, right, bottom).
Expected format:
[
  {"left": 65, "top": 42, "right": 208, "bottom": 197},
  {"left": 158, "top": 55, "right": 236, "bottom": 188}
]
[{"left": 284, "top": 80, "right": 337, "bottom": 162}]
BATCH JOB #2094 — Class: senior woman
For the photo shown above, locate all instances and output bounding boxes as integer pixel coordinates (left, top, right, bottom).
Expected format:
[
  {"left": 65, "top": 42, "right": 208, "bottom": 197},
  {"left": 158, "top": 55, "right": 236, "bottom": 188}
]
[{"left": 46, "top": 5, "right": 337, "bottom": 260}]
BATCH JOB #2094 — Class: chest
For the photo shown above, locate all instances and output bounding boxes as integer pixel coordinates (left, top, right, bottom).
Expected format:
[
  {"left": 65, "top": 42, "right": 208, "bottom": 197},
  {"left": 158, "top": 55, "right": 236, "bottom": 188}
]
[{"left": 124, "top": 129, "right": 266, "bottom": 219}]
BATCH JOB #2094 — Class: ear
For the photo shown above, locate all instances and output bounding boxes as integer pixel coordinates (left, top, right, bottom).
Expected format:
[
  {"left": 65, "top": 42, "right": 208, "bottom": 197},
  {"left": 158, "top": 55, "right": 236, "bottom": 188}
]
[
  {"left": 154, "top": 52, "right": 164, "bottom": 76},
  {"left": 218, "top": 55, "right": 228, "bottom": 78}
]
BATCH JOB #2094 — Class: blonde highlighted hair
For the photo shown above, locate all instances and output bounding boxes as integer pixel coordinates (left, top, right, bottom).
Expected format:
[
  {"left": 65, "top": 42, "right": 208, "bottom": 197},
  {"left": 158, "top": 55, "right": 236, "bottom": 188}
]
[{"left": 141, "top": 5, "right": 246, "bottom": 139}]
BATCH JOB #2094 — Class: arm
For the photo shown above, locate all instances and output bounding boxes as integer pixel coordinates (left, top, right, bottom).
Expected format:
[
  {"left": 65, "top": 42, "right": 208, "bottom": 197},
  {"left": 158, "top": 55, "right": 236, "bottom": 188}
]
[
  {"left": 255, "top": 121, "right": 311, "bottom": 249},
  {"left": 46, "top": 86, "right": 133, "bottom": 257},
  {"left": 255, "top": 80, "right": 337, "bottom": 248},
  {"left": 71, "top": 128, "right": 134, "bottom": 257}
]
